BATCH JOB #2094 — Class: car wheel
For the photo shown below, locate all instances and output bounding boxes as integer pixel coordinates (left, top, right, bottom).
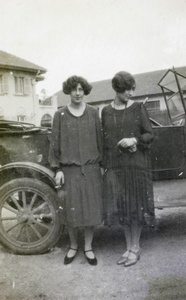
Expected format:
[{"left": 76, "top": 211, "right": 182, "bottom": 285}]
[{"left": 0, "top": 178, "right": 62, "bottom": 255}]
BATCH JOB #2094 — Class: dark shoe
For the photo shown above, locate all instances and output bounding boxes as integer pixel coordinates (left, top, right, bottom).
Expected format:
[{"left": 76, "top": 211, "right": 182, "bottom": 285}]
[
  {"left": 84, "top": 250, "right": 97, "bottom": 266},
  {"left": 64, "top": 247, "right": 78, "bottom": 265},
  {"left": 124, "top": 250, "right": 140, "bottom": 267},
  {"left": 117, "top": 250, "right": 130, "bottom": 265}
]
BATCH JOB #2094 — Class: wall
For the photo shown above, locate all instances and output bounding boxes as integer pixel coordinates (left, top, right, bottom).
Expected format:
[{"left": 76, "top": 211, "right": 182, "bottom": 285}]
[
  {"left": 0, "top": 69, "right": 36, "bottom": 123},
  {"left": 36, "top": 95, "right": 58, "bottom": 127},
  {"left": 0, "top": 69, "right": 57, "bottom": 127}
]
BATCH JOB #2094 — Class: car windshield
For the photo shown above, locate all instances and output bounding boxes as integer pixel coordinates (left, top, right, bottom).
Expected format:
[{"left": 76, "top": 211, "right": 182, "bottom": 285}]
[{"left": 158, "top": 69, "right": 186, "bottom": 125}]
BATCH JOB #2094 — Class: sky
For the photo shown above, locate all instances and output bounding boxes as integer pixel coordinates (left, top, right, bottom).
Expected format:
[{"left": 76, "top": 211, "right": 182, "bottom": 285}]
[{"left": 1, "top": 0, "right": 186, "bottom": 97}]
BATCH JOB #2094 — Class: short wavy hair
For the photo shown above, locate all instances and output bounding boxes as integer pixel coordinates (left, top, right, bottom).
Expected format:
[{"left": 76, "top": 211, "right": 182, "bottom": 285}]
[
  {"left": 112, "top": 71, "right": 136, "bottom": 93},
  {"left": 62, "top": 75, "right": 92, "bottom": 95}
]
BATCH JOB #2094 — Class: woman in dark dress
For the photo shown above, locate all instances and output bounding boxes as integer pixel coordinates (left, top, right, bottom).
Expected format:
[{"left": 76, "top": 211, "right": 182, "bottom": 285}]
[
  {"left": 49, "top": 75, "right": 103, "bottom": 265},
  {"left": 102, "top": 71, "right": 155, "bottom": 267}
]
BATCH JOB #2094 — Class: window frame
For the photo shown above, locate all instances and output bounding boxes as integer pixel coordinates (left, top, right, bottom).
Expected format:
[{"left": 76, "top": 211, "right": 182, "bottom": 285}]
[
  {"left": 14, "top": 76, "right": 30, "bottom": 95},
  {"left": 0, "top": 74, "right": 9, "bottom": 95},
  {"left": 17, "top": 115, "right": 26, "bottom": 122},
  {"left": 145, "top": 99, "right": 160, "bottom": 112}
]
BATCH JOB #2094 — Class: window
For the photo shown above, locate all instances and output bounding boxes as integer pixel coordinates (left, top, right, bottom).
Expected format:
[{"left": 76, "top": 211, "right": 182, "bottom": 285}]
[
  {"left": 0, "top": 107, "right": 4, "bottom": 119},
  {"left": 145, "top": 100, "right": 160, "bottom": 112},
  {"left": 14, "top": 77, "right": 30, "bottom": 95},
  {"left": 15, "top": 77, "right": 24, "bottom": 94},
  {"left": 145, "top": 99, "right": 170, "bottom": 125},
  {"left": 17, "top": 115, "right": 25, "bottom": 122},
  {"left": 0, "top": 76, "right": 2, "bottom": 93},
  {"left": 0, "top": 74, "right": 8, "bottom": 94},
  {"left": 41, "top": 114, "right": 52, "bottom": 127}
]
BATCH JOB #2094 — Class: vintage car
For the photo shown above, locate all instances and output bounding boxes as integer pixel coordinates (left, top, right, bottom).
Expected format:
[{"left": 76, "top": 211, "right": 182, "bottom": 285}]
[
  {"left": 0, "top": 121, "right": 61, "bottom": 254},
  {"left": 0, "top": 68, "right": 186, "bottom": 255}
]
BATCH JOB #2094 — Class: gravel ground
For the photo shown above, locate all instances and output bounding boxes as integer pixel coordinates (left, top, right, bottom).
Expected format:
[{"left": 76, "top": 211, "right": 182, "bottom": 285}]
[{"left": 0, "top": 207, "right": 186, "bottom": 300}]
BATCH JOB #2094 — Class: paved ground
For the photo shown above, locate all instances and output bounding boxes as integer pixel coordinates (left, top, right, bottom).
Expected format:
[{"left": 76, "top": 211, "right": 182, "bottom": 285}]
[{"left": 0, "top": 207, "right": 186, "bottom": 300}]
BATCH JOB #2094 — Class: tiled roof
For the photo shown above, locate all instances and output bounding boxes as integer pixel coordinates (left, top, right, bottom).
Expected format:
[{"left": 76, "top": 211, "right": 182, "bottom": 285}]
[
  {"left": 47, "top": 66, "right": 186, "bottom": 107},
  {"left": 0, "top": 50, "right": 47, "bottom": 74}
]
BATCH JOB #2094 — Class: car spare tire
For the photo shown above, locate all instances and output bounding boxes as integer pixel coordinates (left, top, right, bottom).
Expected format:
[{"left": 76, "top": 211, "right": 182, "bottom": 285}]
[{"left": 0, "top": 178, "right": 62, "bottom": 255}]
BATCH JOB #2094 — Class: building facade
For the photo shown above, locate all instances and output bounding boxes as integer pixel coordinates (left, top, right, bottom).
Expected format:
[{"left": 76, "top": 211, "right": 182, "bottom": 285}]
[{"left": 0, "top": 50, "right": 57, "bottom": 126}]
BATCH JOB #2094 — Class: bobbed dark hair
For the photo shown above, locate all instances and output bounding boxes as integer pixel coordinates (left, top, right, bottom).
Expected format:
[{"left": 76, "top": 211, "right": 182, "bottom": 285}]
[
  {"left": 112, "top": 71, "right": 136, "bottom": 93},
  {"left": 62, "top": 75, "right": 92, "bottom": 95}
]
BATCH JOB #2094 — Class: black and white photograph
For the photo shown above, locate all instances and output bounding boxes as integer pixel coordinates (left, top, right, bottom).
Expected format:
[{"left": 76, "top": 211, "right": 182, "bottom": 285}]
[{"left": 0, "top": 0, "right": 186, "bottom": 299}]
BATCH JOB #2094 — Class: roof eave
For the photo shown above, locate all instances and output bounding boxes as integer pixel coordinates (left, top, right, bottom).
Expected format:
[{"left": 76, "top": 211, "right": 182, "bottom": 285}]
[
  {"left": 36, "top": 75, "right": 45, "bottom": 82},
  {"left": 0, "top": 64, "right": 47, "bottom": 74}
]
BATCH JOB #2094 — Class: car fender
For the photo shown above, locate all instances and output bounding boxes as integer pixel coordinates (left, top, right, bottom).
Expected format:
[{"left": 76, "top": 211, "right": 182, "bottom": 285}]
[{"left": 0, "top": 161, "right": 56, "bottom": 188}]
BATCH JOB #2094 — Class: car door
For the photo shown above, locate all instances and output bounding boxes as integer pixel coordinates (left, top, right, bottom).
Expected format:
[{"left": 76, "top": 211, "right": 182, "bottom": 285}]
[
  {"left": 151, "top": 69, "right": 186, "bottom": 180},
  {"left": 151, "top": 125, "right": 186, "bottom": 180}
]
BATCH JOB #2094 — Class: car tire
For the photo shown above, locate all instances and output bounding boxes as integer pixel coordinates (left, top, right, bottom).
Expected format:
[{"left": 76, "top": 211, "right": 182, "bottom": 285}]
[{"left": 0, "top": 178, "right": 62, "bottom": 255}]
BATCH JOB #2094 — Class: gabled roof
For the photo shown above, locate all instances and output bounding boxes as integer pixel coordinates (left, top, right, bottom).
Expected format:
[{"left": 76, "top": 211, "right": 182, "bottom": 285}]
[
  {"left": 47, "top": 66, "right": 186, "bottom": 107},
  {"left": 0, "top": 50, "right": 47, "bottom": 74}
]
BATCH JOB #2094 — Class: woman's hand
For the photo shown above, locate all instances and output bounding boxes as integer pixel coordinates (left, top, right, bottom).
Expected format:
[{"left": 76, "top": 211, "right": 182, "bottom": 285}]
[
  {"left": 100, "top": 167, "right": 105, "bottom": 175},
  {"left": 55, "top": 171, "right": 65, "bottom": 186},
  {"left": 117, "top": 138, "right": 137, "bottom": 149}
]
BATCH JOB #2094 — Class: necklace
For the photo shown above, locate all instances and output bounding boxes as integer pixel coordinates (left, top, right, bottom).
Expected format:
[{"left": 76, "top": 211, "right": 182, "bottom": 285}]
[{"left": 113, "top": 100, "right": 127, "bottom": 127}]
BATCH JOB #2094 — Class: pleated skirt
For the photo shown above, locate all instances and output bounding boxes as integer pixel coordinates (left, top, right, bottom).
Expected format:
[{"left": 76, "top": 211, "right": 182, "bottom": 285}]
[
  {"left": 103, "top": 166, "right": 154, "bottom": 226},
  {"left": 61, "top": 164, "right": 103, "bottom": 227}
]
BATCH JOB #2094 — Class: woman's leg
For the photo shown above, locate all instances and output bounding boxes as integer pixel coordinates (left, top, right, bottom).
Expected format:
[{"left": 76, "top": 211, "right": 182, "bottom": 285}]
[
  {"left": 66, "top": 226, "right": 78, "bottom": 257},
  {"left": 84, "top": 226, "right": 95, "bottom": 259},
  {"left": 117, "top": 224, "right": 132, "bottom": 264},
  {"left": 124, "top": 222, "right": 142, "bottom": 266},
  {"left": 117, "top": 224, "right": 131, "bottom": 264},
  {"left": 131, "top": 222, "right": 142, "bottom": 252},
  {"left": 124, "top": 224, "right": 132, "bottom": 251}
]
